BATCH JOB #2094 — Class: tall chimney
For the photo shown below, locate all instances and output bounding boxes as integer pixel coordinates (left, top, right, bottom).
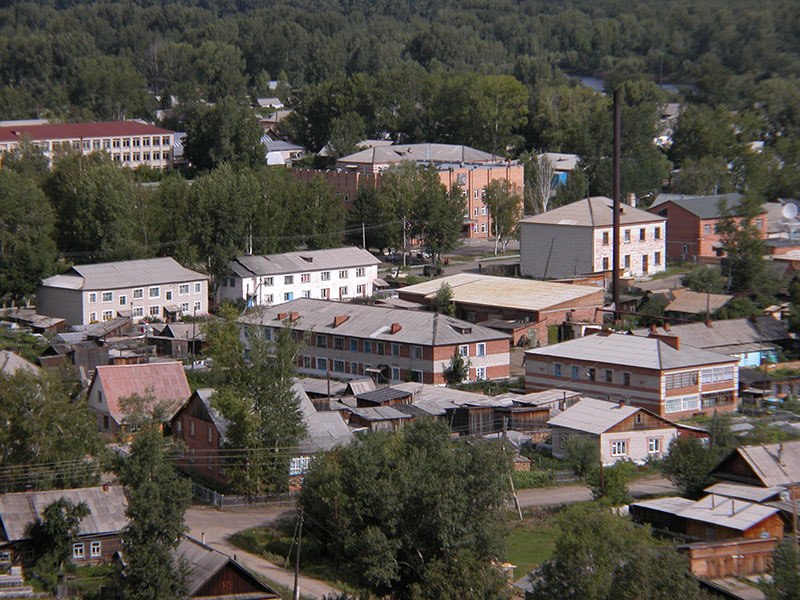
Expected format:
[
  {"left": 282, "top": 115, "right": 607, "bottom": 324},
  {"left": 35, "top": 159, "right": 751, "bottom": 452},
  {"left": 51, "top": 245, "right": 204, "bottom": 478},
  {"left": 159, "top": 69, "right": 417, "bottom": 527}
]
[
  {"left": 626, "top": 193, "right": 637, "bottom": 208},
  {"left": 612, "top": 89, "right": 622, "bottom": 321}
]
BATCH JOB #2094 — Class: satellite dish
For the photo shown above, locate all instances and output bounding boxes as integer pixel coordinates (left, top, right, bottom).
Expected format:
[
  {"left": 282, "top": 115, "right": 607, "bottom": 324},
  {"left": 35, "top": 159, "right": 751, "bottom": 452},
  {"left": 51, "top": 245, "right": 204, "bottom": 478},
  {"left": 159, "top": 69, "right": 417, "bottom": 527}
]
[{"left": 783, "top": 203, "right": 798, "bottom": 219}]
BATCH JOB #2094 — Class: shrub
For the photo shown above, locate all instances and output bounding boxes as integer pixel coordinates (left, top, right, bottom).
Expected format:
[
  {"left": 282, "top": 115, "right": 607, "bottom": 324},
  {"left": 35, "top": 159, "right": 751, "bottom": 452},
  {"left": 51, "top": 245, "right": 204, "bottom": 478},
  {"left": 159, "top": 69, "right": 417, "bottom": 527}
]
[{"left": 512, "top": 469, "right": 555, "bottom": 489}]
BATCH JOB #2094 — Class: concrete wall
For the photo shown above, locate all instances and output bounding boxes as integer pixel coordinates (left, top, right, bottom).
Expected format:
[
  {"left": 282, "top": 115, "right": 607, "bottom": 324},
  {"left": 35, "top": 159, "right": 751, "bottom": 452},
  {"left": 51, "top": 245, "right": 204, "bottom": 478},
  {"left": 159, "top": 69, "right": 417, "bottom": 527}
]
[
  {"left": 520, "top": 222, "right": 594, "bottom": 278},
  {"left": 36, "top": 286, "right": 84, "bottom": 326},
  {"left": 599, "top": 427, "right": 676, "bottom": 465}
]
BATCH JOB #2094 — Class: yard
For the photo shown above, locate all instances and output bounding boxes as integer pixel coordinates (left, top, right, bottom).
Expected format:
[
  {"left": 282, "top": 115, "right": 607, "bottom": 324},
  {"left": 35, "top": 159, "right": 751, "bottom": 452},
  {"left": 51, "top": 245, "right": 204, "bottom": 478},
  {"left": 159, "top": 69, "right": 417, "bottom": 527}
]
[{"left": 503, "top": 507, "right": 559, "bottom": 580}]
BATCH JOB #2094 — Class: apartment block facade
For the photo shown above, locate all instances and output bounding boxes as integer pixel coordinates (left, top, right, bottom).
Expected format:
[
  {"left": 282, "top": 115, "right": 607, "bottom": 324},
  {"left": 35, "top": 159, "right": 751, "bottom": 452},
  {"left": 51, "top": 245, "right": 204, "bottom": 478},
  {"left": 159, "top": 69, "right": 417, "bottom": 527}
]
[
  {"left": 241, "top": 299, "right": 510, "bottom": 384},
  {"left": 0, "top": 121, "right": 174, "bottom": 169},
  {"left": 525, "top": 331, "right": 739, "bottom": 418}
]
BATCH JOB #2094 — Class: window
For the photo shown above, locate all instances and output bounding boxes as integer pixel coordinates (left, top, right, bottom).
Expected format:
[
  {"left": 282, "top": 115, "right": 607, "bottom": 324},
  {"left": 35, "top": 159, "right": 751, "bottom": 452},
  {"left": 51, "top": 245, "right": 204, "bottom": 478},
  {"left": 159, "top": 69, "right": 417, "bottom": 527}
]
[
  {"left": 339, "top": 286, "right": 348, "bottom": 297},
  {"left": 194, "top": 282, "right": 202, "bottom": 294},
  {"left": 665, "top": 371, "right": 699, "bottom": 389},
  {"left": 320, "top": 289, "right": 329, "bottom": 299},
  {"left": 284, "top": 275, "right": 294, "bottom": 285},
  {"left": 190, "top": 449, "right": 195, "bottom": 463},
  {"left": 610, "top": 441, "right": 628, "bottom": 456},
  {"left": 339, "top": 270, "right": 349, "bottom": 278},
  {"left": 411, "top": 370, "right": 423, "bottom": 382},
  {"left": 153, "top": 151, "right": 160, "bottom": 160},
  {"left": 666, "top": 395, "right": 700, "bottom": 414},
  {"left": 333, "top": 360, "right": 345, "bottom": 372},
  {"left": 72, "top": 543, "right": 85, "bottom": 559},
  {"left": 572, "top": 366, "right": 580, "bottom": 379},
  {"left": 475, "top": 366, "right": 487, "bottom": 380},
  {"left": 102, "top": 291, "right": 113, "bottom": 302},
  {"left": 284, "top": 292, "right": 293, "bottom": 301},
  {"left": 302, "top": 290, "right": 311, "bottom": 298},
  {"left": 639, "top": 228, "right": 646, "bottom": 241},
  {"left": 316, "top": 335, "right": 328, "bottom": 348},
  {"left": 391, "top": 343, "right": 400, "bottom": 356},
  {"left": 755, "top": 219, "right": 763, "bottom": 230},
  {"left": 102, "top": 310, "right": 113, "bottom": 321},
  {"left": 194, "top": 301, "right": 201, "bottom": 311},
  {"left": 132, "top": 307, "right": 144, "bottom": 317},
  {"left": 300, "top": 273, "right": 310, "bottom": 283},
  {"left": 90, "top": 542, "right": 101, "bottom": 558},
  {"left": 89, "top": 312, "right": 97, "bottom": 322},
  {"left": 113, "top": 139, "right": 120, "bottom": 148},
  {"left": 348, "top": 339, "right": 358, "bottom": 352},
  {"left": 179, "top": 284, "right": 190, "bottom": 295},
  {"left": 143, "top": 137, "right": 150, "bottom": 147},
  {"left": 334, "top": 337, "right": 345, "bottom": 350},
  {"left": 682, "top": 244, "right": 689, "bottom": 255},
  {"left": 477, "top": 342, "right": 486, "bottom": 357},
  {"left": 704, "top": 224, "right": 711, "bottom": 235},
  {"left": 356, "top": 267, "right": 365, "bottom": 277},
  {"left": 554, "top": 363, "right": 562, "bottom": 377},
  {"left": 624, "top": 255, "right": 630, "bottom": 268},
  {"left": 481, "top": 206, "right": 488, "bottom": 216},
  {"left": 648, "top": 438, "right": 661, "bottom": 454},
  {"left": 473, "top": 207, "right": 479, "bottom": 217},
  {"left": 624, "top": 229, "right": 631, "bottom": 242},
  {"left": 350, "top": 362, "right": 359, "bottom": 374},
  {"left": 263, "top": 277, "right": 274, "bottom": 286},
  {"left": 605, "top": 369, "right": 613, "bottom": 383},
  {"left": 165, "top": 290, "right": 173, "bottom": 301},
  {"left": 317, "top": 357, "right": 327, "bottom": 371},
  {"left": 411, "top": 346, "right": 423, "bottom": 359},
  {"left": 364, "top": 340, "right": 372, "bottom": 353},
  {"left": 602, "top": 257, "right": 609, "bottom": 270},
  {"left": 391, "top": 367, "right": 400, "bottom": 380},
  {"left": 481, "top": 224, "right": 487, "bottom": 233},
  {"left": 302, "top": 355, "right": 312, "bottom": 368},
  {"left": 133, "top": 138, "right": 140, "bottom": 147},
  {"left": 133, "top": 288, "right": 143, "bottom": 299},
  {"left": 356, "top": 284, "right": 365, "bottom": 295},
  {"left": 376, "top": 342, "right": 385, "bottom": 355},
  {"left": 88, "top": 292, "right": 97, "bottom": 303},
  {"left": 459, "top": 345, "right": 469, "bottom": 357},
  {"left": 587, "top": 368, "right": 596, "bottom": 381},
  {"left": 654, "top": 252, "right": 661, "bottom": 266},
  {"left": 208, "top": 456, "right": 214, "bottom": 470},
  {"left": 189, "top": 420, "right": 195, "bottom": 436},
  {"left": 321, "top": 271, "right": 331, "bottom": 281},
  {"left": 119, "top": 295, "right": 126, "bottom": 306},
  {"left": 149, "top": 286, "right": 160, "bottom": 298},
  {"left": 623, "top": 372, "right": 631, "bottom": 386},
  {"left": 207, "top": 426, "right": 212, "bottom": 443},
  {"left": 474, "top": 189, "right": 479, "bottom": 199},
  {"left": 700, "top": 366, "right": 735, "bottom": 384},
  {"left": 654, "top": 227, "right": 661, "bottom": 239},
  {"left": 149, "top": 305, "right": 160, "bottom": 316}
]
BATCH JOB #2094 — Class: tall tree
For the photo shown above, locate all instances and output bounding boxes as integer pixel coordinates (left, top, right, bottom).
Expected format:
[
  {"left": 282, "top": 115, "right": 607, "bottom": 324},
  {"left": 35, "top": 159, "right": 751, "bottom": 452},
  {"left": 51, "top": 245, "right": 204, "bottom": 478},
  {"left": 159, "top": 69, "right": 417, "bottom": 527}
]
[
  {"left": 415, "top": 183, "right": 465, "bottom": 262},
  {"left": 431, "top": 283, "right": 455, "bottom": 316},
  {"left": 117, "top": 419, "right": 191, "bottom": 600},
  {"left": 27, "top": 499, "right": 90, "bottom": 591},
  {"left": 523, "top": 152, "right": 555, "bottom": 214},
  {"left": 763, "top": 539, "right": 800, "bottom": 600},
  {"left": 483, "top": 179, "right": 522, "bottom": 255}
]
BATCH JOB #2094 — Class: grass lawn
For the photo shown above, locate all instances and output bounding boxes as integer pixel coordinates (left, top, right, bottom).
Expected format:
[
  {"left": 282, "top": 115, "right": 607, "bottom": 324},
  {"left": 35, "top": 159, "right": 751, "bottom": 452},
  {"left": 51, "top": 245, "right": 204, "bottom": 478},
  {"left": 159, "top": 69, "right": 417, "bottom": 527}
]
[{"left": 504, "top": 508, "right": 559, "bottom": 580}]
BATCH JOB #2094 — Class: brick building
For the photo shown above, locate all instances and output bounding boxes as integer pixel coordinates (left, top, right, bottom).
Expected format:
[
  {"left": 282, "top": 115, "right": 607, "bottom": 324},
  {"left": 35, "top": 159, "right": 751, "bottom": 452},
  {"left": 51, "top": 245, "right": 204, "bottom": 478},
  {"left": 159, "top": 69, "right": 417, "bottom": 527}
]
[
  {"left": 396, "top": 273, "right": 604, "bottom": 346},
  {"left": 241, "top": 298, "right": 510, "bottom": 384},
  {"left": 524, "top": 331, "right": 739, "bottom": 418},
  {"left": 648, "top": 193, "right": 767, "bottom": 263},
  {"left": 293, "top": 143, "right": 524, "bottom": 239}
]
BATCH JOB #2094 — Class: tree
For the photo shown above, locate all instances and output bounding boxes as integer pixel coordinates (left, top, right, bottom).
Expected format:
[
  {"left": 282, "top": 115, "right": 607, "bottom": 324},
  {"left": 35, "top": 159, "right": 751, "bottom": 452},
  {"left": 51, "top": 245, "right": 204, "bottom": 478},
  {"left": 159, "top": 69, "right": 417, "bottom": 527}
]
[
  {"left": 585, "top": 460, "right": 637, "bottom": 505},
  {"left": 445, "top": 347, "right": 470, "bottom": 385},
  {"left": 431, "top": 283, "right": 456, "bottom": 316},
  {"left": 681, "top": 265, "right": 727, "bottom": 294},
  {"left": 523, "top": 152, "right": 555, "bottom": 214},
  {"left": 211, "top": 319, "right": 307, "bottom": 495},
  {"left": 117, "top": 419, "right": 191, "bottom": 600},
  {"left": 672, "top": 156, "right": 733, "bottom": 195},
  {"left": 762, "top": 539, "right": 800, "bottom": 600},
  {"left": 415, "top": 184, "right": 464, "bottom": 262},
  {"left": 660, "top": 436, "right": 727, "bottom": 498},
  {"left": 345, "top": 184, "right": 398, "bottom": 251},
  {"left": 1, "top": 136, "right": 50, "bottom": 185},
  {"left": 483, "top": 179, "right": 522, "bottom": 255},
  {"left": 531, "top": 503, "right": 705, "bottom": 600},
  {"left": 299, "top": 419, "right": 511, "bottom": 600},
  {"left": 27, "top": 499, "right": 90, "bottom": 590},
  {"left": 564, "top": 436, "right": 598, "bottom": 477}
]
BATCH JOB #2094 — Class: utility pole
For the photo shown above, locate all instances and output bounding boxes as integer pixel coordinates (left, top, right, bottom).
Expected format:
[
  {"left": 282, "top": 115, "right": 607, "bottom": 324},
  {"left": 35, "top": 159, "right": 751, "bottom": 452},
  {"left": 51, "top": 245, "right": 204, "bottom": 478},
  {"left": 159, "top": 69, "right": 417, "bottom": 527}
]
[
  {"left": 293, "top": 506, "right": 303, "bottom": 600},
  {"left": 599, "top": 456, "right": 605, "bottom": 496},
  {"left": 503, "top": 417, "right": 524, "bottom": 522},
  {"left": 612, "top": 89, "right": 622, "bottom": 322}
]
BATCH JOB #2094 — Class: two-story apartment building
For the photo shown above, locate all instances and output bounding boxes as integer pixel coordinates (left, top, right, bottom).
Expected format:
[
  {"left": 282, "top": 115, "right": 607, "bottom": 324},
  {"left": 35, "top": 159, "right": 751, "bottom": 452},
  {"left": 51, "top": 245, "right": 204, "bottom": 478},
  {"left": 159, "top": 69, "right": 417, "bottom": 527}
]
[
  {"left": 0, "top": 121, "right": 175, "bottom": 169},
  {"left": 520, "top": 197, "right": 666, "bottom": 278},
  {"left": 648, "top": 193, "right": 767, "bottom": 263},
  {"left": 525, "top": 331, "right": 739, "bottom": 418},
  {"left": 293, "top": 143, "right": 524, "bottom": 239},
  {"left": 37, "top": 257, "right": 208, "bottom": 326},
  {"left": 219, "top": 247, "right": 381, "bottom": 306},
  {"left": 241, "top": 298, "right": 510, "bottom": 384}
]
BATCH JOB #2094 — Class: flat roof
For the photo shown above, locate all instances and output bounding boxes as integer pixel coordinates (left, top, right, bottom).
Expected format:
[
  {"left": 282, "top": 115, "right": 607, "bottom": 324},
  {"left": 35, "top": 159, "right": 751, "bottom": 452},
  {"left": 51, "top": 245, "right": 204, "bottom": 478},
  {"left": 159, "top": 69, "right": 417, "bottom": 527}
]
[{"left": 0, "top": 121, "right": 173, "bottom": 143}]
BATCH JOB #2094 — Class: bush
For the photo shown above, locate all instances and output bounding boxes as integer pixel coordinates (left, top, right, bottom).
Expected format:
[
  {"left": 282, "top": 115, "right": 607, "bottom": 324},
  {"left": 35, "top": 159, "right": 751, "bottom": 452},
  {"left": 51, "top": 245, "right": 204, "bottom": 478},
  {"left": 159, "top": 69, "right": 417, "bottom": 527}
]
[{"left": 512, "top": 469, "right": 555, "bottom": 489}]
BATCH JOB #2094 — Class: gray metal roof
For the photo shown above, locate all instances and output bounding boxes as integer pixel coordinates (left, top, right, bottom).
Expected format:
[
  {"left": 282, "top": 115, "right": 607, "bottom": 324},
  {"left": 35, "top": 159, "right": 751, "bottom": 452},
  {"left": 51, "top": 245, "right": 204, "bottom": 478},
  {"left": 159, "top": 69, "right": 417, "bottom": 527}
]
[
  {"left": 520, "top": 197, "right": 664, "bottom": 228},
  {"left": 0, "top": 351, "right": 39, "bottom": 375},
  {"left": 348, "top": 406, "right": 412, "bottom": 421},
  {"left": 505, "top": 389, "right": 583, "bottom": 407},
  {"left": 347, "top": 378, "right": 376, "bottom": 395},
  {"left": 650, "top": 193, "right": 752, "bottom": 219},
  {"left": 664, "top": 290, "right": 732, "bottom": 314},
  {"left": 0, "top": 486, "right": 128, "bottom": 542},
  {"left": 193, "top": 389, "right": 229, "bottom": 443},
  {"left": 337, "top": 143, "right": 498, "bottom": 166},
  {"left": 631, "top": 317, "right": 789, "bottom": 352},
  {"left": 356, "top": 388, "right": 412, "bottom": 404},
  {"left": 41, "top": 257, "right": 206, "bottom": 291},
  {"left": 725, "top": 441, "right": 800, "bottom": 487},
  {"left": 547, "top": 398, "right": 644, "bottom": 434},
  {"left": 703, "top": 482, "right": 782, "bottom": 503},
  {"left": 230, "top": 247, "right": 380, "bottom": 278},
  {"left": 296, "top": 383, "right": 354, "bottom": 452},
  {"left": 633, "top": 494, "right": 780, "bottom": 532},
  {"left": 297, "top": 377, "right": 349, "bottom": 397},
  {"left": 525, "top": 332, "right": 738, "bottom": 370},
  {"left": 242, "top": 299, "right": 509, "bottom": 346}
]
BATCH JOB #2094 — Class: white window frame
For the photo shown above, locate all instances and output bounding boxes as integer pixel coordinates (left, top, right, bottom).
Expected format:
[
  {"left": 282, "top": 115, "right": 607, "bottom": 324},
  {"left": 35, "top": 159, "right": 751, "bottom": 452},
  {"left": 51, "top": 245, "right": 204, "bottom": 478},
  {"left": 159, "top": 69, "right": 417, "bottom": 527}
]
[
  {"left": 193, "top": 301, "right": 202, "bottom": 311},
  {"left": 149, "top": 286, "right": 160, "bottom": 298},
  {"left": 89, "top": 312, "right": 97, "bottom": 322},
  {"left": 301, "top": 273, "right": 310, "bottom": 283},
  {"left": 321, "top": 271, "right": 331, "bottom": 281},
  {"left": 149, "top": 305, "right": 160, "bottom": 316},
  {"left": 355, "top": 267, "right": 365, "bottom": 277},
  {"left": 102, "top": 291, "right": 113, "bottom": 302},
  {"left": 610, "top": 440, "right": 628, "bottom": 456},
  {"left": 339, "top": 270, "right": 349, "bottom": 279},
  {"left": 102, "top": 310, "right": 113, "bottom": 321},
  {"left": 90, "top": 542, "right": 101, "bottom": 558},
  {"left": 411, "top": 345, "right": 423, "bottom": 360},
  {"left": 475, "top": 366, "right": 487, "bottom": 380},
  {"left": 72, "top": 543, "right": 85, "bottom": 559},
  {"left": 133, "top": 288, "right": 143, "bottom": 299},
  {"left": 458, "top": 345, "right": 469, "bottom": 357},
  {"left": 179, "top": 284, "right": 190, "bottom": 295},
  {"left": 391, "top": 367, "right": 400, "bottom": 380},
  {"left": 194, "top": 282, "right": 202, "bottom": 294},
  {"left": 132, "top": 307, "right": 144, "bottom": 318},
  {"left": 119, "top": 295, "right": 127, "bottom": 306},
  {"left": 88, "top": 292, "right": 97, "bottom": 303},
  {"left": 647, "top": 438, "right": 661, "bottom": 454},
  {"left": 284, "top": 275, "right": 294, "bottom": 284},
  {"left": 476, "top": 342, "right": 486, "bottom": 357}
]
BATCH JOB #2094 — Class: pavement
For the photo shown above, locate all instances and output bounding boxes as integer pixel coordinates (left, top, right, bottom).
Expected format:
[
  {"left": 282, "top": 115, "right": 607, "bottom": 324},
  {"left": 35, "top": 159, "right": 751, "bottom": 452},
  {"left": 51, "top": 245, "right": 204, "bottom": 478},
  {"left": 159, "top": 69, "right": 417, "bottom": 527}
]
[{"left": 515, "top": 474, "right": 677, "bottom": 508}]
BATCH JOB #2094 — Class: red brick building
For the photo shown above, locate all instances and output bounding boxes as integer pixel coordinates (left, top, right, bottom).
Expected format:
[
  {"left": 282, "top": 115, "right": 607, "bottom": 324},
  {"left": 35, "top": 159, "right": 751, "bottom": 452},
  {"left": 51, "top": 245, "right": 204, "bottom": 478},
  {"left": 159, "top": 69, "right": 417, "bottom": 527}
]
[
  {"left": 241, "top": 298, "right": 510, "bottom": 384},
  {"left": 648, "top": 193, "right": 767, "bottom": 263}
]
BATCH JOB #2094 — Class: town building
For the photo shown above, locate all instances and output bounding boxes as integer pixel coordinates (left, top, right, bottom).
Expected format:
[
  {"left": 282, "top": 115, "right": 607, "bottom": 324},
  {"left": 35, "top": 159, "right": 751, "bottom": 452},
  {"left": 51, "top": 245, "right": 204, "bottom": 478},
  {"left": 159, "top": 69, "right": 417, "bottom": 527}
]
[
  {"left": 711, "top": 441, "right": 800, "bottom": 499},
  {"left": 0, "top": 351, "right": 39, "bottom": 376},
  {"left": 219, "top": 247, "right": 380, "bottom": 307},
  {"left": 519, "top": 197, "right": 666, "bottom": 278},
  {"left": 396, "top": 273, "right": 604, "bottom": 346},
  {"left": 648, "top": 193, "right": 767, "bottom": 263},
  {"left": 37, "top": 257, "right": 208, "bottom": 326},
  {"left": 524, "top": 331, "right": 739, "bottom": 418},
  {"left": 241, "top": 298, "right": 510, "bottom": 385},
  {"left": 547, "top": 397, "right": 706, "bottom": 465},
  {"left": 0, "top": 486, "right": 128, "bottom": 567},
  {"left": 662, "top": 289, "right": 733, "bottom": 318},
  {"left": 537, "top": 152, "right": 579, "bottom": 187},
  {"left": 87, "top": 361, "right": 191, "bottom": 436},
  {"left": 0, "top": 121, "right": 175, "bottom": 169},
  {"left": 293, "top": 143, "right": 524, "bottom": 239}
]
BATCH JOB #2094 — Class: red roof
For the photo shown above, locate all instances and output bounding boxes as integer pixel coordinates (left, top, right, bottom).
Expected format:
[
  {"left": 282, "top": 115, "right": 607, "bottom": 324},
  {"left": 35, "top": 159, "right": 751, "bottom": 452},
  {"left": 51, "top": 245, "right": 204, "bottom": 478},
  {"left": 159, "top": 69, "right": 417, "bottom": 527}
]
[
  {"left": 0, "top": 121, "right": 174, "bottom": 143},
  {"left": 92, "top": 362, "right": 190, "bottom": 422}
]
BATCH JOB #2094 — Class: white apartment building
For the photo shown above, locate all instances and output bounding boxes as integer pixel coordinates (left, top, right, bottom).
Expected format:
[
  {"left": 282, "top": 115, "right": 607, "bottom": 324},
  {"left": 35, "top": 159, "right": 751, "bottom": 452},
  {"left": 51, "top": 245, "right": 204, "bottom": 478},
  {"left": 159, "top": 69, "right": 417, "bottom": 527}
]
[
  {"left": 37, "top": 257, "right": 208, "bottom": 326},
  {"left": 520, "top": 197, "right": 666, "bottom": 278},
  {"left": 219, "top": 247, "right": 381, "bottom": 307},
  {"left": 0, "top": 121, "right": 174, "bottom": 169}
]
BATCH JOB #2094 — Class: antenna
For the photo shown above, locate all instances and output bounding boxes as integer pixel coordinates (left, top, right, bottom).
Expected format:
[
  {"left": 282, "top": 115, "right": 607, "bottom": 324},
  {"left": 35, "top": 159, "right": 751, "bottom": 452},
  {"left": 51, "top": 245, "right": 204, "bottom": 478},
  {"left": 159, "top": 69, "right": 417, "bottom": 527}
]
[{"left": 783, "top": 203, "right": 798, "bottom": 219}]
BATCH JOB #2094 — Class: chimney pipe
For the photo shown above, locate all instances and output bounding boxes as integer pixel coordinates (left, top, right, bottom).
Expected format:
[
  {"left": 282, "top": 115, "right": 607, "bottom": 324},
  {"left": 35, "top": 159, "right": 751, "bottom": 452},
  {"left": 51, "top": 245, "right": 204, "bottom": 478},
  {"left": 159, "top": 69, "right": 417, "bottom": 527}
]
[
  {"left": 390, "top": 323, "right": 402, "bottom": 334},
  {"left": 626, "top": 193, "right": 637, "bottom": 208},
  {"left": 201, "top": 532, "right": 205, "bottom": 544}
]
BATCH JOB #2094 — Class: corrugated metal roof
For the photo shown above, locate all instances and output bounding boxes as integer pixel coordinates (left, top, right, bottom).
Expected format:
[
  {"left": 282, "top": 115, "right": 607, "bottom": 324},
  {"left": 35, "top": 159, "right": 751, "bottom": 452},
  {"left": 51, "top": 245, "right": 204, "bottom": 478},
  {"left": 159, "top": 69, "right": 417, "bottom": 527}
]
[
  {"left": 297, "top": 377, "right": 348, "bottom": 397},
  {"left": 192, "top": 389, "right": 229, "bottom": 443},
  {"left": 504, "top": 389, "right": 583, "bottom": 407},
  {"left": 158, "top": 323, "right": 206, "bottom": 342},
  {"left": 337, "top": 143, "right": 497, "bottom": 166},
  {"left": 356, "top": 388, "right": 412, "bottom": 404},
  {"left": 664, "top": 290, "right": 732, "bottom": 314},
  {"left": 703, "top": 483, "right": 782, "bottom": 503},
  {"left": 0, "top": 351, "right": 39, "bottom": 375},
  {"left": 520, "top": 197, "right": 664, "bottom": 228},
  {"left": 348, "top": 406, "right": 411, "bottom": 421},
  {"left": 525, "top": 332, "right": 738, "bottom": 370},
  {"left": 732, "top": 441, "right": 800, "bottom": 487},
  {"left": 0, "top": 121, "right": 172, "bottom": 143},
  {"left": 650, "top": 193, "right": 751, "bottom": 219},
  {"left": 92, "top": 362, "right": 191, "bottom": 421},
  {"left": 398, "top": 273, "right": 603, "bottom": 312},
  {"left": 296, "top": 383, "right": 353, "bottom": 452},
  {"left": 633, "top": 494, "right": 780, "bottom": 532},
  {"left": 539, "top": 152, "right": 579, "bottom": 172},
  {"left": 242, "top": 299, "right": 509, "bottom": 346},
  {"left": 547, "top": 398, "right": 643, "bottom": 434},
  {"left": 230, "top": 247, "right": 380, "bottom": 278},
  {"left": 631, "top": 317, "right": 788, "bottom": 351},
  {"left": 347, "top": 378, "right": 376, "bottom": 395},
  {"left": 41, "top": 257, "right": 206, "bottom": 291},
  {"left": 0, "top": 486, "right": 128, "bottom": 542}
]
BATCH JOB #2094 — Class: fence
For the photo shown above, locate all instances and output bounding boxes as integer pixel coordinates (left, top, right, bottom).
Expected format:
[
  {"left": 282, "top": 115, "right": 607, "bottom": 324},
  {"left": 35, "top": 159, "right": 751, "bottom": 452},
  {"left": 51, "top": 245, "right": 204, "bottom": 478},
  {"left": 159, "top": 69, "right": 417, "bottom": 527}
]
[{"left": 191, "top": 482, "right": 294, "bottom": 510}]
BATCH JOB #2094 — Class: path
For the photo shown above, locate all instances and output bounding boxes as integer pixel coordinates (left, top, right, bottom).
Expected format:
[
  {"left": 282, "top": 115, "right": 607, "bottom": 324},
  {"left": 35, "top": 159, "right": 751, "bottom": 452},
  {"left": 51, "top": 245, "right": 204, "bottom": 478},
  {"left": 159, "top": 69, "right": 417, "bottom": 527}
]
[
  {"left": 515, "top": 475, "right": 676, "bottom": 508},
  {"left": 185, "top": 506, "right": 340, "bottom": 599}
]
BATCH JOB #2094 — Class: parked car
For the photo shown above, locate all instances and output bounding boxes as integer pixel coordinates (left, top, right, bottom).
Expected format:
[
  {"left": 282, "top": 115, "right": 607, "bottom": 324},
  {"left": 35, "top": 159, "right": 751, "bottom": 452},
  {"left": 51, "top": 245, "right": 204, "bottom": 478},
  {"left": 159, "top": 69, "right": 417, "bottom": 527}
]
[{"left": 423, "top": 265, "right": 443, "bottom": 277}]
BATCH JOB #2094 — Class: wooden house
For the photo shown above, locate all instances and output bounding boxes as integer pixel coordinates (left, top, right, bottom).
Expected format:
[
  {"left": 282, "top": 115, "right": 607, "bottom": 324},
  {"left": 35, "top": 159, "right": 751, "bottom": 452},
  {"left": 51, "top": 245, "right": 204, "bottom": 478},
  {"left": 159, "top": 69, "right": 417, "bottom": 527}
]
[
  {"left": 355, "top": 387, "right": 413, "bottom": 407},
  {"left": 711, "top": 441, "right": 800, "bottom": 499}
]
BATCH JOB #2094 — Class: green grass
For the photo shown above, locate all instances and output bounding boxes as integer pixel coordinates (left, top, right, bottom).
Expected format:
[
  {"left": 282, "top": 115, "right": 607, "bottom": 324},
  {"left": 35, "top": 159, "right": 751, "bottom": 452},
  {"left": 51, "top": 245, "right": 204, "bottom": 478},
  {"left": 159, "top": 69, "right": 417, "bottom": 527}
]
[
  {"left": 504, "top": 509, "right": 558, "bottom": 580},
  {"left": 0, "top": 328, "right": 49, "bottom": 363}
]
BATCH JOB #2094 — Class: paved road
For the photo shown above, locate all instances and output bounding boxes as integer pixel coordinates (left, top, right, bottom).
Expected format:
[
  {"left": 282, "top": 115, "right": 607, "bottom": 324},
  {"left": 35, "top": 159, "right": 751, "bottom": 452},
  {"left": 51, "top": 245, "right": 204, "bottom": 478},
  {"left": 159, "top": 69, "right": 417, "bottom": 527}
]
[
  {"left": 516, "top": 475, "right": 676, "bottom": 508},
  {"left": 185, "top": 506, "right": 340, "bottom": 599}
]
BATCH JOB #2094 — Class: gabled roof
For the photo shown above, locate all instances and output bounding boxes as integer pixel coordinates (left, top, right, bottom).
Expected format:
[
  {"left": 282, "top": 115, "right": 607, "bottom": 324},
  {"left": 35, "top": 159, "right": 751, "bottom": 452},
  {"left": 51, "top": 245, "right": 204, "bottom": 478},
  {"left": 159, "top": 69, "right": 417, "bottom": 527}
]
[
  {"left": 296, "top": 383, "right": 353, "bottom": 452},
  {"left": 348, "top": 406, "right": 412, "bottom": 422},
  {"left": 631, "top": 317, "right": 789, "bottom": 352},
  {"left": 397, "top": 273, "right": 603, "bottom": 312},
  {"left": 713, "top": 441, "right": 800, "bottom": 488},
  {"left": 347, "top": 378, "right": 376, "bottom": 396},
  {"left": 650, "top": 193, "right": 757, "bottom": 219},
  {"left": 40, "top": 257, "right": 206, "bottom": 291},
  {"left": 538, "top": 152, "right": 579, "bottom": 172},
  {"left": 229, "top": 247, "right": 380, "bottom": 278},
  {"left": 241, "top": 299, "right": 509, "bottom": 346},
  {"left": 703, "top": 482, "right": 782, "bottom": 503},
  {"left": 158, "top": 322, "right": 206, "bottom": 342},
  {"left": 633, "top": 494, "right": 780, "bottom": 533},
  {"left": 0, "top": 121, "right": 173, "bottom": 143},
  {"left": 525, "top": 332, "right": 738, "bottom": 370},
  {"left": 548, "top": 397, "right": 650, "bottom": 434},
  {"left": 91, "top": 362, "right": 191, "bottom": 421},
  {"left": 188, "top": 389, "right": 229, "bottom": 443},
  {"left": 0, "top": 351, "right": 39, "bottom": 375},
  {"left": 356, "top": 388, "right": 412, "bottom": 404},
  {"left": 664, "top": 290, "right": 732, "bottom": 314},
  {"left": 503, "top": 389, "right": 583, "bottom": 407},
  {"left": 337, "top": 143, "right": 497, "bottom": 166},
  {"left": 520, "top": 197, "right": 665, "bottom": 228},
  {"left": 0, "top": 486, "right": 128, "bottom": 542}
]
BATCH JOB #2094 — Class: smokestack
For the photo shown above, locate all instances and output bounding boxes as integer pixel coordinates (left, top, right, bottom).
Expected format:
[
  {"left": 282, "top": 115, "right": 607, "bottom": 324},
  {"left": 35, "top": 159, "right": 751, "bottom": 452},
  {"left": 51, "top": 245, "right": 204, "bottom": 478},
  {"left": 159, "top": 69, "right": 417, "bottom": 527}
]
[{"left": 612, "top": 89, "right": 622, "bottom": 321}]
